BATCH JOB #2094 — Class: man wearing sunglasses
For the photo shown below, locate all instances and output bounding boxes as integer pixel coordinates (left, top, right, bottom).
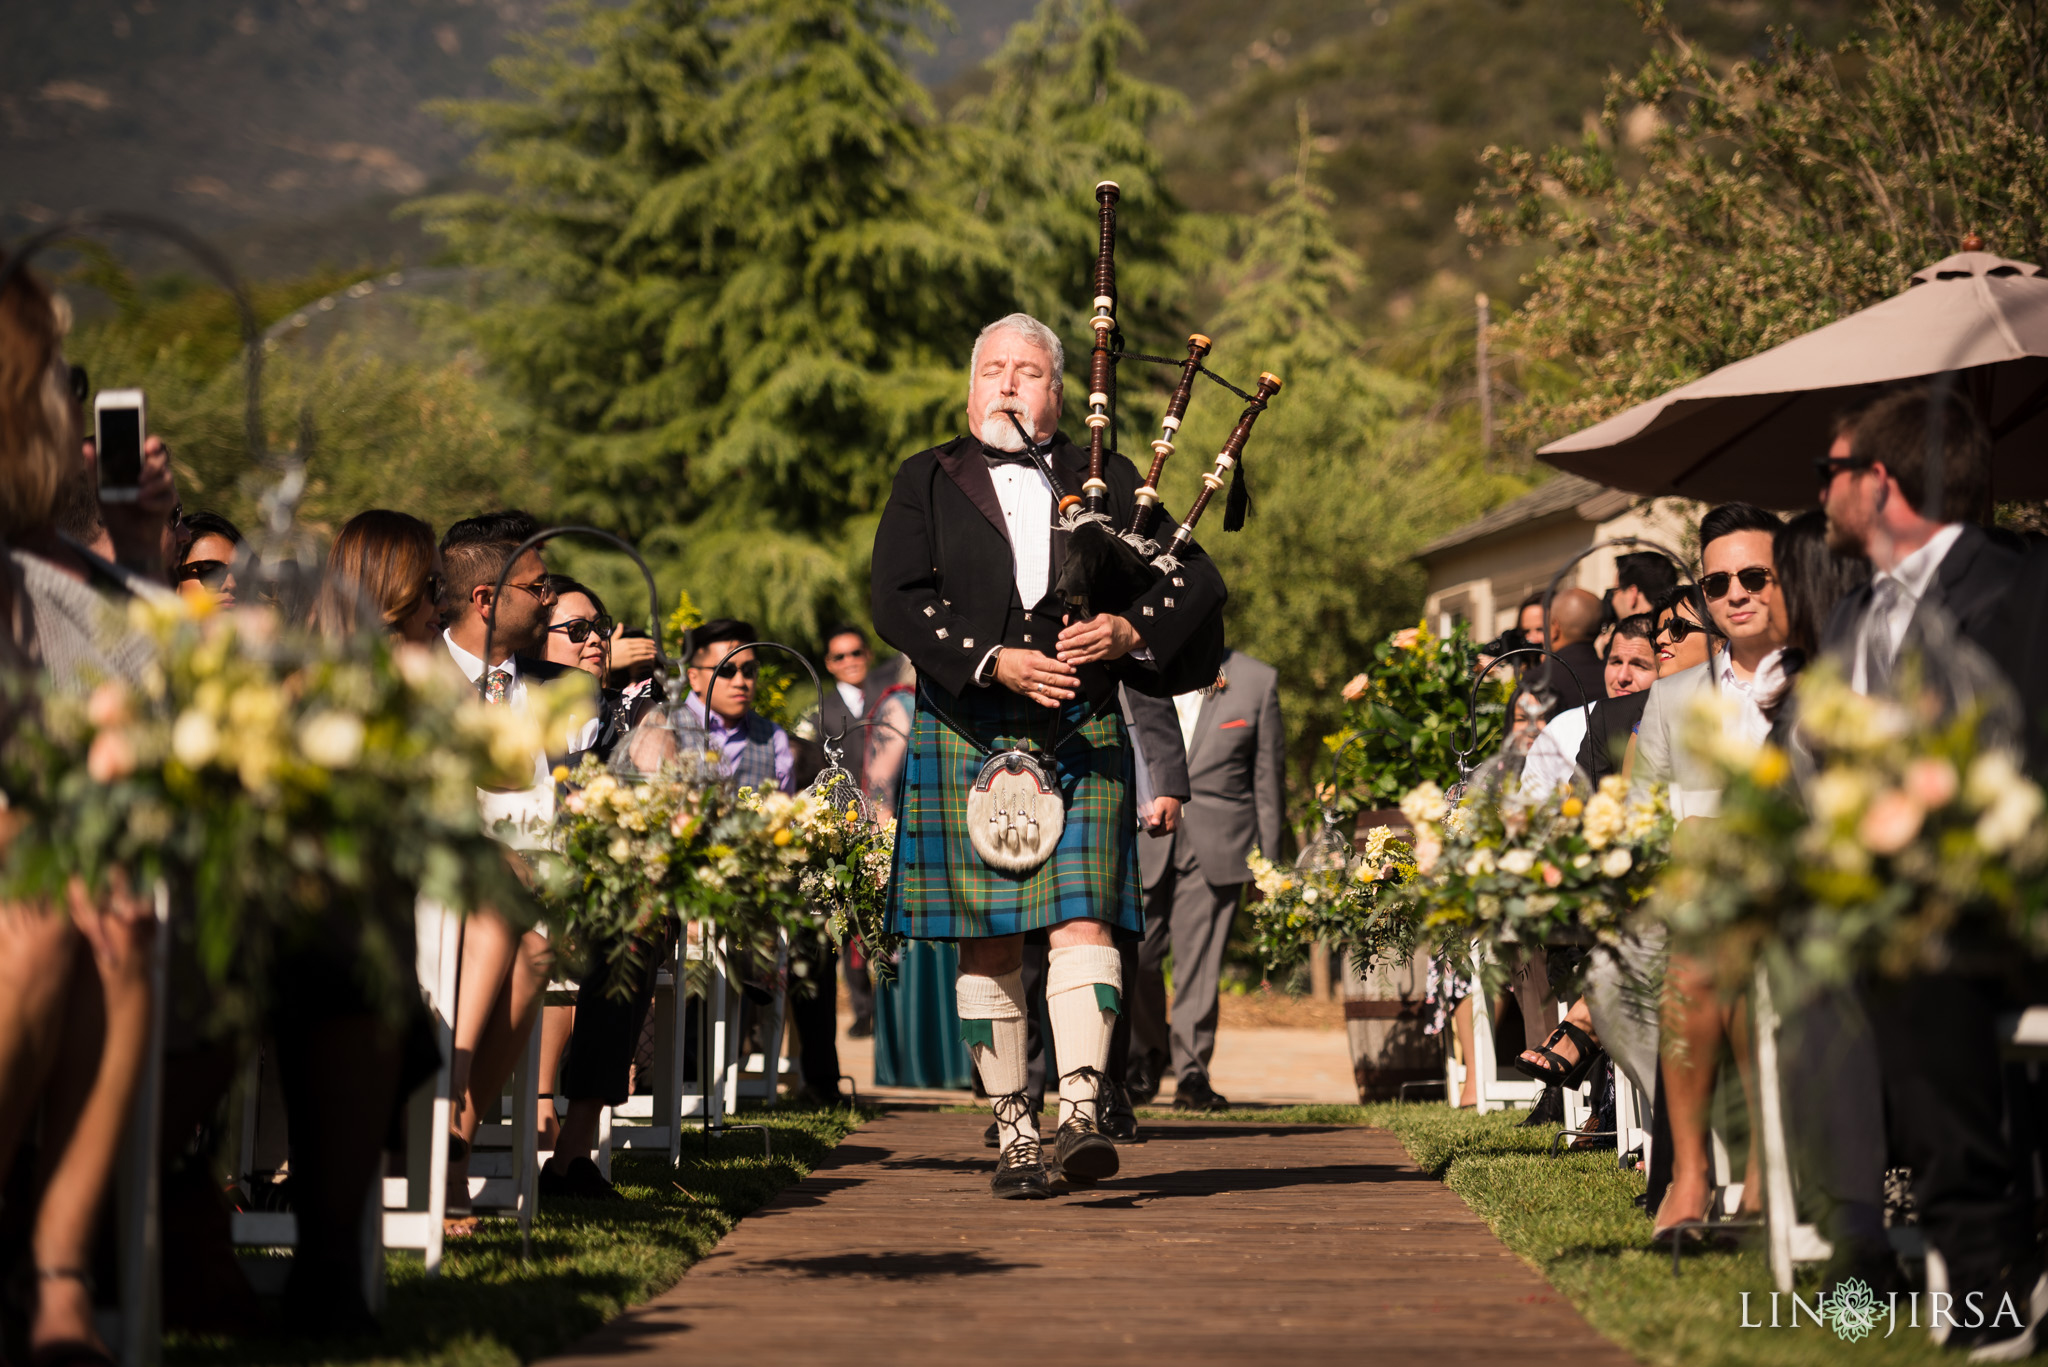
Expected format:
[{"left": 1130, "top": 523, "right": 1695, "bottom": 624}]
[
  {"left": 1634, "top": 503, "right": 1787, "bottom": 822},
  {"left": 1817, "top": 387, "right": 2048, "bottom": 1357},
  {"left": 678, "top": 617, "right": 794, "bottom": 792},
  {"left": 1817, "top": 385, "right": 2015, "bottom": 692}
]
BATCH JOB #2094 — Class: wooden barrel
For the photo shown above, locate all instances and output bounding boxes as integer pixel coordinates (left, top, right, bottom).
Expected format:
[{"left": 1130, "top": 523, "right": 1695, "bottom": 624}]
[{"left": 1343, "top": 808, "right": 1444, "bottom": 1100}]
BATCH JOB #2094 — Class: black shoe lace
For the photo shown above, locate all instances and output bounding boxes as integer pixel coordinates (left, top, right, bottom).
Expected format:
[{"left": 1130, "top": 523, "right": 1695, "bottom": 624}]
[
  {"left": 992, "top": 1091, "right": 1042, "bottom": 1169},
  {"left": 1058, "top": 1065, "right": 1110, "bottom": 1130}
]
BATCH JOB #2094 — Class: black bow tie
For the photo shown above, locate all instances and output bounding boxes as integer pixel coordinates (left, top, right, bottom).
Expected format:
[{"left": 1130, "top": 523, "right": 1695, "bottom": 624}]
[{"left": 980, "top": 441, "right": 1038, "bottom": 469}]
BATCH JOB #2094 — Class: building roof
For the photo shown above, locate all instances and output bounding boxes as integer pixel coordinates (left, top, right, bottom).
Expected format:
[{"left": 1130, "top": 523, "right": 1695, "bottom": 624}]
[{"left": 1415, "top": 474, "right": 1635, "bottom": 560}]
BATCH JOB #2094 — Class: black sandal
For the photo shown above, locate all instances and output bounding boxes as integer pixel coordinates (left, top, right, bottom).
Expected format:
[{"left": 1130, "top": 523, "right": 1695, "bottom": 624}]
[{"left": 1514, "top": 1020, "right": 1599, "bottom": 1088}]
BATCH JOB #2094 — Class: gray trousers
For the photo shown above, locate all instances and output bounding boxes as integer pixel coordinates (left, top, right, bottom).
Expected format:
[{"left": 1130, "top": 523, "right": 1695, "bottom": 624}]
[{"left": 1131, "top": 835, "right": 1242, "bottom": 1086}]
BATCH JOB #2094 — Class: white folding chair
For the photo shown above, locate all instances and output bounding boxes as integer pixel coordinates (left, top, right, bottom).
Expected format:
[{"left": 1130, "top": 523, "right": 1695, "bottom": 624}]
[
  {"left": 465, "top": 1019, "right": 541, "bottom": 1252},
  {"left": 1468, "top": 955, "right": 1545, "bottom": 1115},
  {"left": 381, "top": 899, "right": 460, "bottom": 1277},
  {"left": 230, "top": 900, "right": 463, "bottom": 1303},
  {"left": 596, "top": 932, "right": 706, "bottom": 1177}
]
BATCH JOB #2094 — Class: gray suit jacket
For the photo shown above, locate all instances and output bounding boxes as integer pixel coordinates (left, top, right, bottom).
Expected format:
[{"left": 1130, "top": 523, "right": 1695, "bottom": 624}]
[
  {"left": 1630, "top": 662, "right": 1725, "bottom": 819},
  {"left": 1140, "top": 651, "right": 1285, "bottom": 889}
]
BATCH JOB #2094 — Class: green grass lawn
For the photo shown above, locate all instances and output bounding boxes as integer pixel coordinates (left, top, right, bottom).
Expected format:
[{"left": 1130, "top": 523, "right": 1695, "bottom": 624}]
[
  {"left": 1128, "top": 1101, "right": 1946, "bottom": 1367},
  {"left": 168, "top": 1105, "right": 862, "bottom": 1367}
]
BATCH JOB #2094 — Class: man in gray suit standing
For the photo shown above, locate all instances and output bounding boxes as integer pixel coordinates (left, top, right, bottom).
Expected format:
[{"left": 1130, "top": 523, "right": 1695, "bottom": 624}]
[{"left": 1128, "top": 650, "right": 1285, "bottom": 1111}]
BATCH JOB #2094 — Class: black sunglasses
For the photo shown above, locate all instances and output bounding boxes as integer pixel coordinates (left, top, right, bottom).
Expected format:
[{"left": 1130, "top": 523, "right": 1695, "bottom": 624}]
[
  {"left": 68, "top": 362, "right": 89, "bottom": 405},
  {"left": 1657, "top": 616, "right": 1708, "bottom": 644},
  {"left": 175, "top": 559, "right": 233, "bottom": 590},
  {"left": 548, "top": 614, "right": 615, "bottom": 644},
  {"left": 691, "top": 660, "right": 759, "bottom": 680},
  {"left": 1701, "top": 567, "right": 1773, "bottom": 600},
  {"left": 1814, "top": 454, "right": 1875, "bottom": 490}
]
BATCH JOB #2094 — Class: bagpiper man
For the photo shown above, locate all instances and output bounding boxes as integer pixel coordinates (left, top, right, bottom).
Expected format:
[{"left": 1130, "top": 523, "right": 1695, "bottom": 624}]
[{"left": 870, "top": 312, "right": 1228, "bottom": 1198}]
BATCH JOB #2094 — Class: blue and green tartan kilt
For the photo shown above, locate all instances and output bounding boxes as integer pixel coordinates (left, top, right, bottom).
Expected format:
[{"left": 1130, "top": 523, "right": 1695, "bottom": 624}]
[{"left": 884, "top": 678, "right": 1143, "bottom": 941}]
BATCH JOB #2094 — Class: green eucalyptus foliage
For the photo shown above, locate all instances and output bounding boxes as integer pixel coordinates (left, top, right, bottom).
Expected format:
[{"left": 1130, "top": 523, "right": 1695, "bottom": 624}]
[{"left": 1323, "top": 621, "right": 1509, "bottom": 819}]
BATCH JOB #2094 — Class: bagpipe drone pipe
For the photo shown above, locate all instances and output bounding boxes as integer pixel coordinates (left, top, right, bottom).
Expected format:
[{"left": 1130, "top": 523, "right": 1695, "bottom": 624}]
[{"left": 1012, "top": 180, "right": 1284, "bottom": 694}]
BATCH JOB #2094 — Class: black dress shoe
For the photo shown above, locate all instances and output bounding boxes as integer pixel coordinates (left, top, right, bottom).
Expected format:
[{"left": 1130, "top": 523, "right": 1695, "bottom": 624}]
[
  {"left": 1125, "top": 1055, "right": 1161, "bottom": 1105},
  {"left": 1097, "top": 1077, "right": 1139, "bottom": 1143},
  {"left": 847, "top": 1018, "right": 874, "bottom": 1039},
  {"left": 541, "top": 1155, "right": 622, "bottom": 1202},
  {"left": 1053, "top": 1115, "right": 1120, "bottom": 1184},
  {"left": 1172, "top": 1076, "right": 1230, "bottom": 1112},
  {"left": 1517, "top": 1085, "right": 1565, "bottom": 1128}
]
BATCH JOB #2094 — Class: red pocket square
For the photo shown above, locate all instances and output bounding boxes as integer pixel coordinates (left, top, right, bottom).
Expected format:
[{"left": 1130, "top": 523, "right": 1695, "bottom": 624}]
[{"left": 1217, "top": 718, "right": 1250, "bottom": 729}]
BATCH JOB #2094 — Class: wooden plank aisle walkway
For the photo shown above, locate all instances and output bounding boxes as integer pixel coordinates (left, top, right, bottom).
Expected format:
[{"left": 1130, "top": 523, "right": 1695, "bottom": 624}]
[{"left": 544, "top": 1112, "right": 1637, "bottom": 1367}]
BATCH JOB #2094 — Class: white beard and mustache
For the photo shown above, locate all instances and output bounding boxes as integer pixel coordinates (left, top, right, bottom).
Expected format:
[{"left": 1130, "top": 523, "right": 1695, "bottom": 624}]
[{"left": 977, "top": 399, "right": 1040, "bottom": 452}]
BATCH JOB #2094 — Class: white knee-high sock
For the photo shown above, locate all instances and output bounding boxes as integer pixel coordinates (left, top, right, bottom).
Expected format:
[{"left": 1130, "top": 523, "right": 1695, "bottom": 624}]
[
  {"left": 1046, "top": 944, "right": 1122, "bottom": 1127},
  {"left": 956, "top": 969, "right": 1033, "bottom": 1148}
]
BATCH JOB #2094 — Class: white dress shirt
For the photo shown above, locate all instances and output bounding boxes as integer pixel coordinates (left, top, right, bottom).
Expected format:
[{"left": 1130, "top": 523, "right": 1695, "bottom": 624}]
[
  {"left": 443, "top": 629, "right": 555, "bottom": 845},
  {"left": 835, "top": 679, "right": 866, "bottom": 716},
  {"left": 1173, "top": 689, "right": 1205, "bottom": 754},
  {"left": 1520, "top": 702, "right": 1593, "bottom": 799},
  {"left": 989, "top": 461, "right": 1055, "bottom": 608},
  {"left": 1852, "top": 522, "right": 1963, "bottom": 693},
  {"left": 1719, "top": 647, "right": 1779, "bottom": 749},
  {"left": 973, "top": 459, "right": 1058, "bottom": 685}
]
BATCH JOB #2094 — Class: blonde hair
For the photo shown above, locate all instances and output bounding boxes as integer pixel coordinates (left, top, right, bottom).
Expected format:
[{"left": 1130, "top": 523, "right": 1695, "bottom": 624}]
[{"left": 0, "top": 270, "right": 76, "bottom": 539}]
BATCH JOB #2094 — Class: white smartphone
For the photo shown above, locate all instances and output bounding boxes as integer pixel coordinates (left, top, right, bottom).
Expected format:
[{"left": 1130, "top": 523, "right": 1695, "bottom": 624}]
[{"left": 94, "top": 388, "right": 146, "bottom": 503}]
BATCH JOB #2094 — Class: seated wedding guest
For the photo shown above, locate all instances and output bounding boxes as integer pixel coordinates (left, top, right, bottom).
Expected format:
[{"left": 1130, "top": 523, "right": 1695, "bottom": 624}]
[
  {"left": 311, "top": 509, "right": 442, "bottom": 643},
  {"left": 1635, "top": 503, "right": 1787, "bottom": 1242},
  {"left": 1536, "top": 587, "right": 1605, "bottom": 719},
  {"left": 437, "top": 511, "right": 562, "bottom": 1225},
  {"left": 1613, "top": 551, "right": 1679, "bottom": 620},
  {"left": 534, "top": 574, "right": 666, "bottom": 1199},
  {"left": 1524, "top": 612, "right": 1657, "bottom": 794},
  {"left": 1580, "top": 588, "right": 1707, "bottom": 783},
  {"left": 0, "top": 266, "right": 175, "bottom": 1356},
  {"left": 174, "top": 510, "right": 243, "bottom": 607},
  {"left": 1820, "top": 387, "right": 2042, "bottom": 1350},
  {"left": 679, "top": 620, "right": 838, "bottom": 1100}
]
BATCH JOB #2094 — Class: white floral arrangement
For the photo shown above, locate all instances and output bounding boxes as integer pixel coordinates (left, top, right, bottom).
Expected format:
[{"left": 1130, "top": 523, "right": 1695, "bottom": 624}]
[{"left": 1653, "top": 660, "right": 2048, "bottom": 986}]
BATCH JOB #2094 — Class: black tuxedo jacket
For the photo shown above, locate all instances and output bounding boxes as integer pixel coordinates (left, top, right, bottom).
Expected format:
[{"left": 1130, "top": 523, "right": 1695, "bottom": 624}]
[
  {"left": 1820, "top": 523, "right": 2019, "bottom": 667},
  {"left": 870, "top": 432, "right": 1228, "bottom": 702}
]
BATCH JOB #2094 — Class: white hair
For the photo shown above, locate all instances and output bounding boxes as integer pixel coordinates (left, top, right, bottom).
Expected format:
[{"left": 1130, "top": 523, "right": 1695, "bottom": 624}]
[{"left": 968, "top": 313, "right": 1065, "bottom": 398}]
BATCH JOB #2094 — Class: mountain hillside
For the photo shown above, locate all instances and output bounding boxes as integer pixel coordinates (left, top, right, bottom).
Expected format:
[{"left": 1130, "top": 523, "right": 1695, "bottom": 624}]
[{"left": 0, "top": 0, "right": 1029, "bottom": 274}]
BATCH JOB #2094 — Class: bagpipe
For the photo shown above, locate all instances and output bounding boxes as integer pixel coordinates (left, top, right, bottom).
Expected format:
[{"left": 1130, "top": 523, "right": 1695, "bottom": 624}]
[{"left": 1008, "top": 180, "right": 1283, "bottom": 624}]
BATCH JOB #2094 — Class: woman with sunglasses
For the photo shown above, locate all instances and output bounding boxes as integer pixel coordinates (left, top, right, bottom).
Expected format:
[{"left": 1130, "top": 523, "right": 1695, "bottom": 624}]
[
  {"left": 312, "top": 509, "right": 442, "bottom": 643},
  {"left": 174, "top": 510, "right": 243, "bottom": 608}
]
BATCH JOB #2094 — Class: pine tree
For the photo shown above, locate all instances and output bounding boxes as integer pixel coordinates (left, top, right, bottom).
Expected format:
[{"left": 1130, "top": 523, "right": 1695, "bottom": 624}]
[
  {"left": 948, "top": 0, "right": 1204, "bottom": 365},
  {"left": 421, "top": 0, "right": 1011, "bottom": 640}
]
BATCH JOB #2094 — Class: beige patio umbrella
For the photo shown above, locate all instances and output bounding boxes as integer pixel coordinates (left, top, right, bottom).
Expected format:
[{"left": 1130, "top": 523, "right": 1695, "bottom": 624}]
[{"left": 1537, "top": 247, "right": 2048, "bottom": 507}]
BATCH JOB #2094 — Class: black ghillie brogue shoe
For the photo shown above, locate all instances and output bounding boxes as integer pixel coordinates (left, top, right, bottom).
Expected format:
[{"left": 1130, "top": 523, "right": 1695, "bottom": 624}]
[
  {"left": 1053, "top": 1067, "right": 1122, "bottom": 1184},
  {"left": 989, "top": 1093, "right": 1051, "bottom": 1200}
]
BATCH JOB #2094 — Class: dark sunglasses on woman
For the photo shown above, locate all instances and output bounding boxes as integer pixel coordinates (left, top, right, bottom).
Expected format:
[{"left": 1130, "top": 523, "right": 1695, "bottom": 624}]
[
  {"left": 174, "top": 559, "right": 233, "bottom": 590},
  {"left": 1657, "top": 616, "right": 1708, "bottom": 644},
  {"left": 1700, "top": 567, "right": 1773, "bottom": 600},
  {"left": 547, "top": 614, "right": 615, "bottom": 644}
]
